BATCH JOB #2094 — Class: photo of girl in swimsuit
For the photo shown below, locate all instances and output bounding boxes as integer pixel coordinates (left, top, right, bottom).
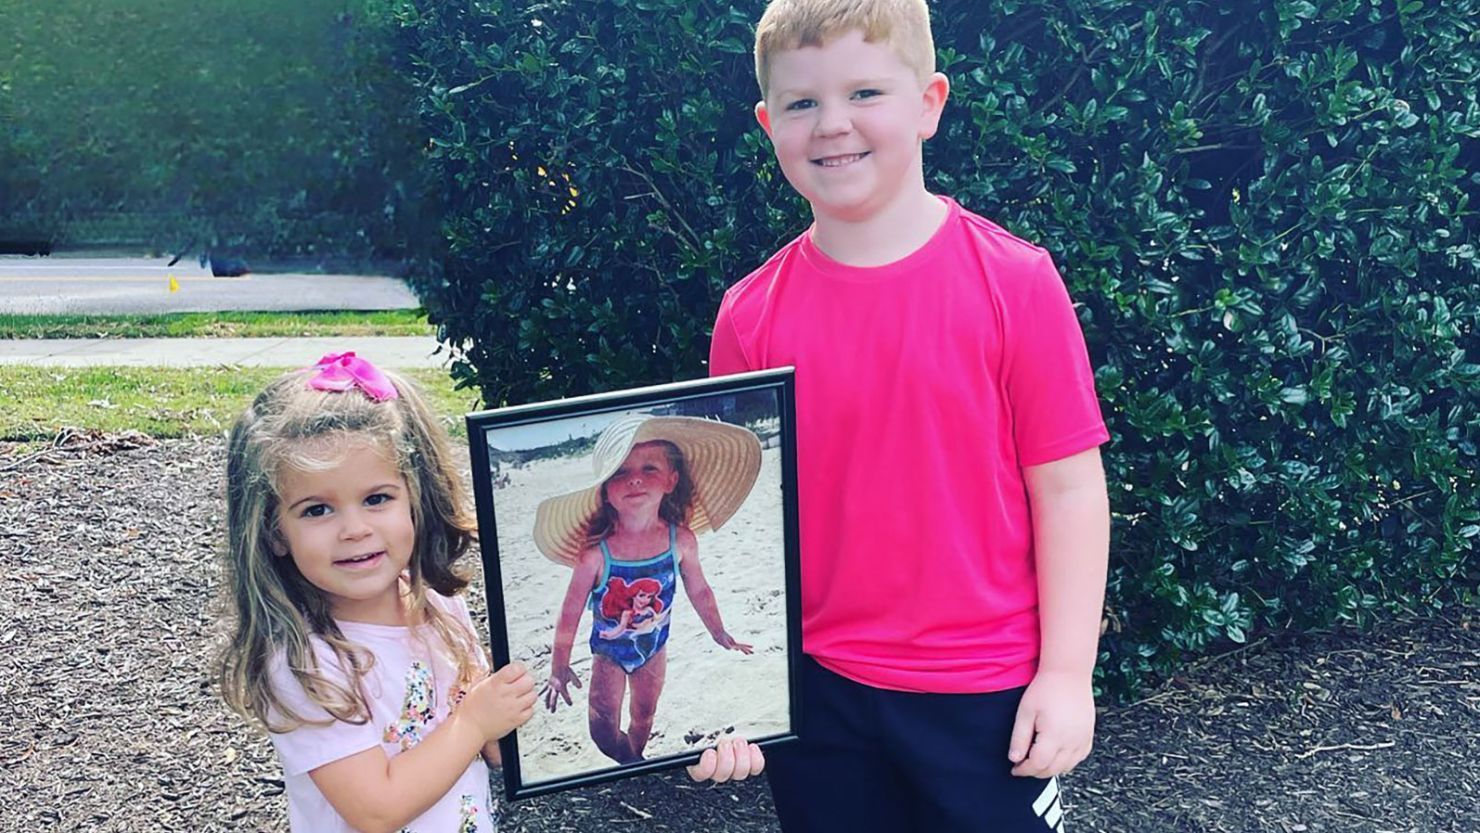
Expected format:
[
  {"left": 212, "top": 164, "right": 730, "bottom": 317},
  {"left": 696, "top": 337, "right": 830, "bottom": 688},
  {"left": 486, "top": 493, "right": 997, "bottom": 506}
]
[
  {"left": 538, "top": 414, "right": 758, "bottom": 764},
  {"left": 473, "top": 383, "right": 797, "bottom": 794}
]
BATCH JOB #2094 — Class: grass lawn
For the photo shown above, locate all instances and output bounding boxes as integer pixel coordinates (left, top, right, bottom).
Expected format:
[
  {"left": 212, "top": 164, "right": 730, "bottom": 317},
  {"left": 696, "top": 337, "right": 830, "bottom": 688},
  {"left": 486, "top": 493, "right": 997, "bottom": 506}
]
[
  {"left": 0, "top": 365, "right": 481, "bottom": 443},
  {"left": 0, "top": 310, "right": 433, "bottom": 339}
]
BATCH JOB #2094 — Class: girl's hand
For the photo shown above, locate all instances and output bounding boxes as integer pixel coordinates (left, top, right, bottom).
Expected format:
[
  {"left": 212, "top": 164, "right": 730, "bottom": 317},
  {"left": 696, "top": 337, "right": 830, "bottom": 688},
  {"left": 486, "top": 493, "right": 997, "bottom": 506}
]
[
  {"left": 542, "top": 663, "right": 582, "bottom": 712},
  {"left": 464, "top": 662, "right": 537, "bottom": 743},
  {"left": 714, "top": 631, "right": 753, "bottom": 654}
]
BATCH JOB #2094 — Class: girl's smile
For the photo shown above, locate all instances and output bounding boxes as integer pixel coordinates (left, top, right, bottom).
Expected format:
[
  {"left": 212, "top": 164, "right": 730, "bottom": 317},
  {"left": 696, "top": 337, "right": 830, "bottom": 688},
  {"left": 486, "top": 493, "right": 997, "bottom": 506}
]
[
  {"left": 605, "top": 442, "right": 679, "bottom": 514},
  {"left": 334, "top": 550, "right": 387, "bottom": 568},
  {"left": 272, "top": 439, "right": 416, "bottom": 625}
]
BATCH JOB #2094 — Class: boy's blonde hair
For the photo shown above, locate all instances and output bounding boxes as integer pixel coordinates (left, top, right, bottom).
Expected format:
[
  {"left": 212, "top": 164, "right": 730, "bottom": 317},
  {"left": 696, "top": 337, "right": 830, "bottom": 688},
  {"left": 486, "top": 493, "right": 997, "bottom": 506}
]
[
  {"left": 216, "top": 366, "right": 482, "bottom": 733},
  {"left": 754, "top": 0, "right": 936, "bottom": 99}
]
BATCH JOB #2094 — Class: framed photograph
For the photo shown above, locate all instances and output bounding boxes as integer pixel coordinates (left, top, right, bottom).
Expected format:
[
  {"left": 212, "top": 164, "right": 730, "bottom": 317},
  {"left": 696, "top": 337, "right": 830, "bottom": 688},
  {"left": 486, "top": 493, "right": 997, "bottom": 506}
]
[{"left": 466, "top": 368, "right": 801, "bottom": 799}]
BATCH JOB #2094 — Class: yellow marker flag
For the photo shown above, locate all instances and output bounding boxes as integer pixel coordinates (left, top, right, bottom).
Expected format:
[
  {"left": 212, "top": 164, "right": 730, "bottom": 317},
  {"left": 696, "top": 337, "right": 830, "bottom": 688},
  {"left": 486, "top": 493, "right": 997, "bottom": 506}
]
[{"left": 168, "top": 275, "right": 180, "bottom": 293}]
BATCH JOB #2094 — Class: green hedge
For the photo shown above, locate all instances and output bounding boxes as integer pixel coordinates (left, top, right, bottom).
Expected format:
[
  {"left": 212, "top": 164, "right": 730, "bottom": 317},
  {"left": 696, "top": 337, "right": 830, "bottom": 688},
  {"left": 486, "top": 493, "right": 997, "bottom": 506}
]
[
  {"left": 393, "top": 0, "right": 1480, "bottom": 695},
  {"left": 0, "top": 0, "right": 431, "bottom": 261}
]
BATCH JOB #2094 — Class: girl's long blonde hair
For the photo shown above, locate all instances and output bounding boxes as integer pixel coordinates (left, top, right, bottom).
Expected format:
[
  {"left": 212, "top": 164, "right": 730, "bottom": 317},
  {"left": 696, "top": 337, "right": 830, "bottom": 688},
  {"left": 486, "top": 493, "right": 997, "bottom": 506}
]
[{"left": 216, "top": 366, "right": 482, "bottom": 733}]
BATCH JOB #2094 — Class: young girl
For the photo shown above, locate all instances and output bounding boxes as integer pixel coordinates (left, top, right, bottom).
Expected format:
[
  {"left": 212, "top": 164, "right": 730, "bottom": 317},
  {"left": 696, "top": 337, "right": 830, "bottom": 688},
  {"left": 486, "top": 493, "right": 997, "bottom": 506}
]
[
  {"left": 216, "top": 351, "right": 536, "bottom": 833},
  {"left": 534, "top": 413, "right": 761, "bottom": 764}
]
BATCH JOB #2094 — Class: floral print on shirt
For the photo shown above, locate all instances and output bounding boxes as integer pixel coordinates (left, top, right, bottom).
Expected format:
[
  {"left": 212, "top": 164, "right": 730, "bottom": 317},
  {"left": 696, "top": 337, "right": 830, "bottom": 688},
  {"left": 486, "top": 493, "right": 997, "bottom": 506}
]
[
  {"left": 457, "top": 795, "right": 480, "bottom": 832},
  {"left": 383, "top": 661, "right": 435, "bottom": 750}
]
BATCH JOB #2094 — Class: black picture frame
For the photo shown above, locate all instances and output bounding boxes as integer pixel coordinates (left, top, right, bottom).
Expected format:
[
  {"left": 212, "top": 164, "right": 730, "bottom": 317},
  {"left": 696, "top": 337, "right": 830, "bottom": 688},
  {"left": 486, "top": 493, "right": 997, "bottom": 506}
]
[{"left": 465, "top": 368, "right": 802, "bottom": 800}]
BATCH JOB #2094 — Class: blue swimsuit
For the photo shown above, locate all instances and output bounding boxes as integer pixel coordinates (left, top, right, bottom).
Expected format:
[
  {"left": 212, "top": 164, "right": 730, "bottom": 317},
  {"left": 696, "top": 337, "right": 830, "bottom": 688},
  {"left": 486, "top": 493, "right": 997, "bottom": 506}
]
[{"left": 588, "top": 525, "right": 679, "bottom": 674}]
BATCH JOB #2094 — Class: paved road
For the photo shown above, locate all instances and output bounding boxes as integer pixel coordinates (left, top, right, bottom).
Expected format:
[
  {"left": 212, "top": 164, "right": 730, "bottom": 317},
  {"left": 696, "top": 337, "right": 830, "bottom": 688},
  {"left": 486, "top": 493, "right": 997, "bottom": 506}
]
[
  {"left": 0, "top": 257, "right": 420, "bottom": 314},
  {"left": 0, "top": 336, "right": 448, "bottom": 368}
]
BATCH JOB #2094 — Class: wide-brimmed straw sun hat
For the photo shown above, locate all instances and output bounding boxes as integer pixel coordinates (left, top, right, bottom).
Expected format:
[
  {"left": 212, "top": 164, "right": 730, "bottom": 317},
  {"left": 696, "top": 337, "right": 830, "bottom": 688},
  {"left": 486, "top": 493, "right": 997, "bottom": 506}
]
[{"left": 532, "top": 413, "right": 762, "bottom": 566}]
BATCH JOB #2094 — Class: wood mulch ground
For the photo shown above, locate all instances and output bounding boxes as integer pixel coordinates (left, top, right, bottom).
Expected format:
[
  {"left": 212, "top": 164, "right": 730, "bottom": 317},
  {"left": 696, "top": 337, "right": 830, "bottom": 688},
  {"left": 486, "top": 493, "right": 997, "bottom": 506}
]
[{"left": 2, "top": 435, "right": 1476, "bottom": 832}]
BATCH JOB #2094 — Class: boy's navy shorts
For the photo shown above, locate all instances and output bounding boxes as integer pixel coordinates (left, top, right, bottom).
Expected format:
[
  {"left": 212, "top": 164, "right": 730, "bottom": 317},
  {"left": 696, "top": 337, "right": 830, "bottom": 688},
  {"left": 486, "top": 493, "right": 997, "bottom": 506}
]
[{"left": 767, "top": 656, "right": 1070, "bottom": 833}]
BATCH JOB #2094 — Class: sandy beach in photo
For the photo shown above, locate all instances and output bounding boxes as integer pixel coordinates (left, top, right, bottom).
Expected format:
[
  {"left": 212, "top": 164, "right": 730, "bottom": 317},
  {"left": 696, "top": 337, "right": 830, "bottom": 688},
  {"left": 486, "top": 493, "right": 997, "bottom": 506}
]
[{"left": 487, "top": 438, "right": 791, "bottom": 786}]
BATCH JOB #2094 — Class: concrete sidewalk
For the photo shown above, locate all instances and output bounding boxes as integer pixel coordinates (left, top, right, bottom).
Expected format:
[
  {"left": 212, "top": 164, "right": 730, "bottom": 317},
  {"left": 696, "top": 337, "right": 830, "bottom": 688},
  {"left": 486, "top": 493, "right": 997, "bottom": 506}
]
[{"left": 0, "top": 336, "right": 447, "bottom": 368}]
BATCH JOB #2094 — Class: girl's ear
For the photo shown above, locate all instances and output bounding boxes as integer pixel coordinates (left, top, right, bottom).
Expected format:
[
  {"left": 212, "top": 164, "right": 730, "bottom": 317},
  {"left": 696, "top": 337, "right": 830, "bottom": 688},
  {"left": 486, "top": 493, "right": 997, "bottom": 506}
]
[{"left": 268, "top": 531, "right": 289, "bottom": 558}]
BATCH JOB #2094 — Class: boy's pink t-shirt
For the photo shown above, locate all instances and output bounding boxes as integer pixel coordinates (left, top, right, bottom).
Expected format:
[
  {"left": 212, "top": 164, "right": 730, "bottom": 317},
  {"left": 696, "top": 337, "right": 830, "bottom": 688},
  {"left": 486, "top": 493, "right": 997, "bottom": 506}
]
[
  {"left": 709, "top": 196, "right": 1108, "bottom": 693},
  {"left": 265, "top": 591, "right": 497, "bottom": 832}
]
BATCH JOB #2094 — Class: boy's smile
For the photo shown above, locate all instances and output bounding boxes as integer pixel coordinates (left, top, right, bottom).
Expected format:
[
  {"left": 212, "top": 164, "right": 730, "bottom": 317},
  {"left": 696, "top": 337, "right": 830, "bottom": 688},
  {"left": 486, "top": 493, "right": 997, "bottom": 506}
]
[
  {"left": 816, "top": 151, "right": 869, "bottom": 167},
  {"left": 756, "top": 28, "right": 947, "bottom": 226}
]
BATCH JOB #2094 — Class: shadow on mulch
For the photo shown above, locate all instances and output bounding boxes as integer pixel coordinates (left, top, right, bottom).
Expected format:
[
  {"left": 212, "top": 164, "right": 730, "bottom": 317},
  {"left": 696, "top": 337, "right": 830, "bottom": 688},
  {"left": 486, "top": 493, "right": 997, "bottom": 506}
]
[{"left": 1, "top": 436, "right": 1475, "bottom": 833}]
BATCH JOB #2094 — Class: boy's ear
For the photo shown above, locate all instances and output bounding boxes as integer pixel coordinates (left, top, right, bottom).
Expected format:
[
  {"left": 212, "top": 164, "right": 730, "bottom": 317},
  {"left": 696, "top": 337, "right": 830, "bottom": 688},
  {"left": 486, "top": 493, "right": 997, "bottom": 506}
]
[
  {"left": 755, "top": 100, "right": 774, "bottom": 137},
  {"left": 918, "top": 72, "right": 951, "bottom": 141}
]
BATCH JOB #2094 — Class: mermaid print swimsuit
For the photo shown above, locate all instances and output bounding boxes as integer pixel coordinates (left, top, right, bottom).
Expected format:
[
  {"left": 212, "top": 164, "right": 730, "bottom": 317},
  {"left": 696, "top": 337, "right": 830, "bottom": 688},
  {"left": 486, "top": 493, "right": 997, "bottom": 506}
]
[{"left": 588, "top": 525, "right": 679, "bottom": 674}]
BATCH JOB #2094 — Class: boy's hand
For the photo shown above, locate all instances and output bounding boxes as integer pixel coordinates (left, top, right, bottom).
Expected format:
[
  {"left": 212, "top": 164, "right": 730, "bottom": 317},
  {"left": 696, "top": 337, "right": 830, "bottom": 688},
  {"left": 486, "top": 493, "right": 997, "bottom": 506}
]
[
  {"left": 1007, "top": 669, "right": 1095, "bottom": 778},
  {"left": 542, "top": 663, "right": 582, "bottom": 712},
  {"left": 466, "top": 662, "right": 538, "bottom": 743},
  {"left": 686, "top": 735, "right": 764, "bottom": 783}
]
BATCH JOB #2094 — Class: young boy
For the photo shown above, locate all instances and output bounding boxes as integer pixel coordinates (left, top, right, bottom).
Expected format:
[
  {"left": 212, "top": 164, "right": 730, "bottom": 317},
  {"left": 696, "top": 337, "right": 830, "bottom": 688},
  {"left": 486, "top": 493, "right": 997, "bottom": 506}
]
[{"left": 695, "top": 0, "right": 1112, "bottom": 829}]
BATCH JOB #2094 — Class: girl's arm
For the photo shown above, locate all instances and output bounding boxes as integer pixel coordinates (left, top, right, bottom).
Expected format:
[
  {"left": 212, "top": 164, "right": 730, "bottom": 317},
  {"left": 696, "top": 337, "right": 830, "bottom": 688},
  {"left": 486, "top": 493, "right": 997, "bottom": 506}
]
[
  {"left": 481, "top": 740, "right": 502, "bottom": 768},
  {"left": 308, "top": 662, "right": 536, "bottom": 833},
  {"left": 544, "top": 547, "right": 601, "bottom": 710},
  {"left": 675, "top": 528, "right": 752, "bottom": 653}
]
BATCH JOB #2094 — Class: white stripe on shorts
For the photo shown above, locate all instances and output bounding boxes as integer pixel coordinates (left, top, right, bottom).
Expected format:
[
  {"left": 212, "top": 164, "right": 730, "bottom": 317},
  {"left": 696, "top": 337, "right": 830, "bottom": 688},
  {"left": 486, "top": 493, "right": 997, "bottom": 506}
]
[{"left": 1032, "top": 776, "right": 1065, "bottom": 831}]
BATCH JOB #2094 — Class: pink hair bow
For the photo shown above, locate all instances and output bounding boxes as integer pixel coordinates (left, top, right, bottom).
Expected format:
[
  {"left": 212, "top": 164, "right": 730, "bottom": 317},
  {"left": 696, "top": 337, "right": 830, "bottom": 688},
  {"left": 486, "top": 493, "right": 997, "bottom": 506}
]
[{"left": 305, "top": 351, "right": 399, "bottom": 401}]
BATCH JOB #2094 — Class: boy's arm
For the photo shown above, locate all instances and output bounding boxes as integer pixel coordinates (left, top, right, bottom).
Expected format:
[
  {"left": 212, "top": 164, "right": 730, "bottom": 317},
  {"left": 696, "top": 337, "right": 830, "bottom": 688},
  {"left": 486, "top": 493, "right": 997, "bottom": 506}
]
[{"left": 1009, "top": 446, "right": 1109, "bottom": 778}]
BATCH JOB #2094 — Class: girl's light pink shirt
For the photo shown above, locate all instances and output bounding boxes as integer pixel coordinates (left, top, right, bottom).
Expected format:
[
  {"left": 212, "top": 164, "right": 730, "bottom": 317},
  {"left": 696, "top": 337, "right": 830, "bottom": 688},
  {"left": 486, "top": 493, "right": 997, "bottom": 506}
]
[{"left": 265, "top": 591, "right": 498, "bottom": 831}]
